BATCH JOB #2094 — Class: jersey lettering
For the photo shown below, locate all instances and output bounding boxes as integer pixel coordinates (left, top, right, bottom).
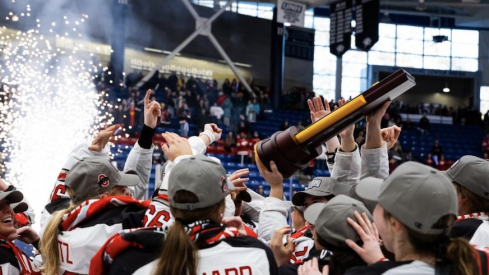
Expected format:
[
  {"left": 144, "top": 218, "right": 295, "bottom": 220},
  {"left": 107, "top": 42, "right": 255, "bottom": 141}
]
[
  {"left": 202, "top": 266, "right": 252, "bottom": 275},
  {"left": 143, "top": 204, "right": 171, "bottom": 227},
  {"left": 58, "top": 241, "right": 73, "bottom": 264}
]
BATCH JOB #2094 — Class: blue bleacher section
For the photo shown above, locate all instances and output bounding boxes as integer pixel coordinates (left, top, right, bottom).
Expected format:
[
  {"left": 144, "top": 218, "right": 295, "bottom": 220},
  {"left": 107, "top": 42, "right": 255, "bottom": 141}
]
[
  {"left": 398, "top": 123, "right": 484, "bottom": 160},
  {"left": 112, "top": 110, "right": 485, "bottom": 201}
]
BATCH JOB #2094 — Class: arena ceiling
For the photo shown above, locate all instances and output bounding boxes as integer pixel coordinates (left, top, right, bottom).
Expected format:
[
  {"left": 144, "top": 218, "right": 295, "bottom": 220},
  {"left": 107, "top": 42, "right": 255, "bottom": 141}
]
[{"left": 268, "top": 0, "right": 489, "bottom": 28}]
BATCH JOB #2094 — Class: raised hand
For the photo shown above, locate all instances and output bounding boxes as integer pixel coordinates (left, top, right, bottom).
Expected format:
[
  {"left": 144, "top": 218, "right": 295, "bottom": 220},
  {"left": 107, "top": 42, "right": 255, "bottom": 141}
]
[
  {"left": 366, "top": 100, "right": 391, "bottom": 126},
  {"left": 345, "top": 211, "right": 385, "bottom": 265},
  {"left": 365, "top": 101, "right": 392, "bottom": 149},
  {"left": 161, "top": 132, "right": 192, "bottom": 162},
  {"left": 228, "top": 168, "right": 250, "bottom": 193},
  {"left": 144, "top": 89, "right": 162, "bottom": 129},
  {"left": 89, "top": 124, "right": 120, "bottom": 152},
  {"left": 381, "top": 125, "right": 402, "bottom": 149},
  {"left": 16, "top": 226, "right": 40, "bottom": 244},
  {"left": 202, "top": 123, "right": 223, "bottom": 143},
  {"left": 257, "top": 160, "right": 283, "bottom": 199},
  {"left": 336, "top": 98, "right": 356, "bottom": 152},
  {"left": 269, "top": 226, "right": 294, "bottom": 267},
  {"left": 307, "top": 97, "right": 331, "bottom": 123}
]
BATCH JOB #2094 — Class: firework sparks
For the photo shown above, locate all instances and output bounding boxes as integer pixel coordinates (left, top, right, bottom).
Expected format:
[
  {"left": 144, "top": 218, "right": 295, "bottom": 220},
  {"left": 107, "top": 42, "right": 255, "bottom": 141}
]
[{"left": 0, "top": 7, "right": 112, "bottom": 228}]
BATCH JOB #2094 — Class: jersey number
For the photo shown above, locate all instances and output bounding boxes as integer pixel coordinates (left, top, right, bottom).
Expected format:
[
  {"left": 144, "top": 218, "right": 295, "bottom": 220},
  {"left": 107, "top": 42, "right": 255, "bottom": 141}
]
[{"left": 142, "top": 205, "right": 171, "bottom": 227}]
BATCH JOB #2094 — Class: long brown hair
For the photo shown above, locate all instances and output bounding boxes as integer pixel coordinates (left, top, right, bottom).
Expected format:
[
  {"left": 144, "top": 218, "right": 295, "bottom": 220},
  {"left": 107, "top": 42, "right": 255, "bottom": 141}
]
[
  {"left": 384, "top": 211, "right": 479, "bottom": 275},
  {"left": 153, "top": 190, "right": 225, "bottom": 275}
]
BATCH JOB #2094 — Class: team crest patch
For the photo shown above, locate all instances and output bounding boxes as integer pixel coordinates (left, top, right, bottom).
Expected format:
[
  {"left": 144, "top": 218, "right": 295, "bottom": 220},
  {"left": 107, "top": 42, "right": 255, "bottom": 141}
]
[
  {"left": 307, "top": 179, "right": 322, "bottom": 190},
  {"left": 98, "top": 174, "right": 110, "bottom": 188},
  {"left": 220, "top": 176, "right": 227, "bottom": 192}
]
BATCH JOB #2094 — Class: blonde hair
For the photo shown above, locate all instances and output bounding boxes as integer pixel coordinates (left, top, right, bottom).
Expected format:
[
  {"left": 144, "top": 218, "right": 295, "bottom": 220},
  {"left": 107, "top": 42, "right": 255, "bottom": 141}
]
[
  {"left": 153, "top": 190, "right": 225, "bottom": 275},
  {"left": 40, "top": 202, "right": 78, "bottom": 275},
  {"left": 40, "top": 187, "right": 104, "bottom": 275}
]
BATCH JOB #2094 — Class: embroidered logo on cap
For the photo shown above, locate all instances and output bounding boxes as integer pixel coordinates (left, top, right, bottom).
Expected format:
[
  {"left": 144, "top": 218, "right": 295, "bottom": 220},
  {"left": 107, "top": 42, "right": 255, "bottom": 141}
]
[
  {"left": 307, "top": 179, "right": 322, "bottom": 190},
  {"left": 98, "top": 174, "right": 110, "bottom": 188}
]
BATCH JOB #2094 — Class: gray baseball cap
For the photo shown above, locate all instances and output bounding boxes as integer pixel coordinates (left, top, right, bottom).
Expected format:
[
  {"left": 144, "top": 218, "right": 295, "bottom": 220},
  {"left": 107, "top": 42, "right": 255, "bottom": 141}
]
[
  {"left": 66, "top": 157, "right": 139, "bottom": 203},
  {"left": 444, "top": 155, "right": 489, "bottom": 199},
  {"left": 292, "top": 177, "right": 335, "bottom": 206},
  {"left": 356, "top": 161, "right": 457, "bottom": 235},
  {"left": 0, "top": 190, "right": 24, "bottom": 208},
  {"left": 11, "top": 202, "right": 28, "bottom": 213},
  {"left": 168, "top": 155, "right": 235, "bottom": 210},
  {"left": 304, "top": 195, "right": 372, "bottom": 249}
]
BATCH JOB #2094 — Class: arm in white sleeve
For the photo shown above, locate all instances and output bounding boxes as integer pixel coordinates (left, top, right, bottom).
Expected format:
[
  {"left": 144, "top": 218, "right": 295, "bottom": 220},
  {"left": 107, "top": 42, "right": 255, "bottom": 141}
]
[
  {"left": 159, "top": 137, "right": 207, "bottom": 191},
  {"left": 360, "top": 142, "right": 389, "bottom": 180},
  {"left": 124, "top": 142, "right": 154, "bottom": 200},
  {"left": 258, "top": 197, "right": 290, "bottom": 244},
  {"left": 224, "top": 195, "right": 236, "bottom": 218},
  {"left": 242, "top": 189, "right": 265, "bottom": 222},
  {"left": 331, "top": 145, "right": 361, "bottom": 186},
  {"left": 188, "top": 136, "right": 207, "bottom": 155}
]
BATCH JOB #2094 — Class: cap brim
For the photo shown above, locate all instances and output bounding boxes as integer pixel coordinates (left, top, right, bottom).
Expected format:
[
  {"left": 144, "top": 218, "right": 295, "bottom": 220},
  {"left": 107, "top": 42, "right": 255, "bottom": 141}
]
[
  {"left": 304, "top": 203, "right": 327, "bottom": 225},
  {"left": 355, "top": 177, "right": 383, "bottom": 202},
  {"left": 117, "top": 170, "right": 140, "bottom": 186},
  {"left": 11, "top": 202, "right": 28, "bottom": 213},
  {"left": 292, "top": 189, "right": 333, "bottom": 206},
  {"left": 0, "top": 190, "right": 24, "bottom": 205}
]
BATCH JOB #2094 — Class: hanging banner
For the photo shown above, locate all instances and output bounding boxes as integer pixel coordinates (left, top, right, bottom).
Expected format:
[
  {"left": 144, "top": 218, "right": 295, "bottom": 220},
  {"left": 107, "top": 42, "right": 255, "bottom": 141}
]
[
  {"left": 355, "top": 0, "right": 380, "bottom": 51},
  {"left": 277, "top": 0, "right": 306, "bottom": 27},
  {"left": 329, "top": 0, "right": 352, "bottom": 57}
]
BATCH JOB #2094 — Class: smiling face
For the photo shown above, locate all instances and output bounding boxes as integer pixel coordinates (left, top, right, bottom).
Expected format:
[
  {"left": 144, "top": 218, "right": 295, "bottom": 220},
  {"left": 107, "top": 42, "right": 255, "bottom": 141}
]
[{"left": 0, "top": 199, "right": 16, "bottom": 238}]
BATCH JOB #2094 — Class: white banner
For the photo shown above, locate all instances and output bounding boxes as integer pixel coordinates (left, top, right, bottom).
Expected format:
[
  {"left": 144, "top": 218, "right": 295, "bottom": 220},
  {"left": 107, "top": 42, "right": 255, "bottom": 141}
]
[{"left": 277, "top": 0, "right": 306, "bottom": 27}]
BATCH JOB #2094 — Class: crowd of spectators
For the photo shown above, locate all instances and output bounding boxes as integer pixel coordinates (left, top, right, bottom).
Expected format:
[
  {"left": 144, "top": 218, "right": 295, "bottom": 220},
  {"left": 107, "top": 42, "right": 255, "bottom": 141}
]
[
  {"left": 94, "top": 67, "right": 489, "bottom": 171},
  {"left": 393, "top": 101, "right": 483, "bottom": 126},
  {"left": 98, "top": 69, "right": 272, "bottom": 139}
]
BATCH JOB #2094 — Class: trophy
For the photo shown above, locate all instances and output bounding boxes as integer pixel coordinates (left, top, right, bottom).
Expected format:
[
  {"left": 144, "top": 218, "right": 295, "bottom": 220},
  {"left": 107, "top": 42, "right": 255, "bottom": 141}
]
[{"left": 255, "top": 69, "right": 415, "bottom": 178}]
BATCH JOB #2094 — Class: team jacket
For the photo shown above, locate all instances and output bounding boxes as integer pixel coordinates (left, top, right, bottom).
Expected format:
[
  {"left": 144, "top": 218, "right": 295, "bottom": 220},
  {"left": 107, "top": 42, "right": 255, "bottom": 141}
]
[
  {"left": 55, "top": 196, "right": 150, "bottom": 274},
  {"left": 0, "top": 236, "right": 41, "bottom": 275},
  {"left": 450, "top": 213, "right": 489, "bottom": 247},
  {"left": 40, "top": 138, "right": 153, "bottom": 237},
  {"left": 89, "top": 226, "right": 278, "bottom": 275}
]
